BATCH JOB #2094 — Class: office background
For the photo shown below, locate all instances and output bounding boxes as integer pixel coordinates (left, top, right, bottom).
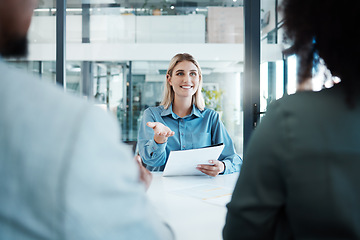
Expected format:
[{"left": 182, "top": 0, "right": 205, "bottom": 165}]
[{"left": 6, "top": 0, "right": 335, "bottom": 157}]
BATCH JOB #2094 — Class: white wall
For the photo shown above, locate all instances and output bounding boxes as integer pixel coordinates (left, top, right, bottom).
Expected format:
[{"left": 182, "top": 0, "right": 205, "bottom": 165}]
[{"left": 28, "top": 14, "right": 205, "bottom": 44}]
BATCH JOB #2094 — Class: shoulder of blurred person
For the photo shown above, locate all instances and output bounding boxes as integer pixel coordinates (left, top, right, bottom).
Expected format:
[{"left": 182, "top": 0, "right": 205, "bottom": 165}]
[
  {"left": 224, "top": 0, "right": 360, "bottom": 236},
  {"left": 0, "top": 0, "right": 173, "bottom": 238},
  {"left": 0, "top": 58, "right": 173, "bottom": 239},
  {"left": 224, "top": 83, "right": 360, "bottom": 239}
]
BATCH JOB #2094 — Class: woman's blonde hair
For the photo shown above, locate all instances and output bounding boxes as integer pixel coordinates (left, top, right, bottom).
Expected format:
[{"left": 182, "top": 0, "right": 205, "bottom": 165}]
[{"left": 160, "top": 53, "right": 205, "bottom": 110}]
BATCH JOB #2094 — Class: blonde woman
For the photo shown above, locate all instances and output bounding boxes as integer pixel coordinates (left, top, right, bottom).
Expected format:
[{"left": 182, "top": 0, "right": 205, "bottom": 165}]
[{"left": 137, "top": 53, "right": 242, "bottom": 177}]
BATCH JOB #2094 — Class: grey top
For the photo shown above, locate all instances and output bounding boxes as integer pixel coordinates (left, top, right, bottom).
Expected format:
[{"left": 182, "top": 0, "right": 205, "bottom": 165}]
[
  {"left": 224, "top": 85, "right": 360, "bottom": 239},
  {"left": 0, "top": 59, "right": 173, "bottom": 240}
]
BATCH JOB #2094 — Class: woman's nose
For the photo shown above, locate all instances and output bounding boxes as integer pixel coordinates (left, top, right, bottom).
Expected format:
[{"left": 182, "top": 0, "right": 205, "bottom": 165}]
[{"left": 183, "top": 74, "right": 190, "bottom": 82}]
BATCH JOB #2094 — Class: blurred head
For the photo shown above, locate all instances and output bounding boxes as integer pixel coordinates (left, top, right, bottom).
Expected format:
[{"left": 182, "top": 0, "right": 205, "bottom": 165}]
[
  {"left": 161, "top": 53, "right": 205, "bottom": 110},
  {"left": 0, "top": 0, "right": 37, "bottom": 58},
  {"left": 281, "top": 0, "right": 360, "bottom": 106}
]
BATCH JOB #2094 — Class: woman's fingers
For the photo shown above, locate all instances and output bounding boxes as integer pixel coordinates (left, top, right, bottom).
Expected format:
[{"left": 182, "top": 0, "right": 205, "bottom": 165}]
[
  {"left": 197, "top": 166, "right": 217, "bottom": 177},
  {"left": 199, "top": 169, "right": 217, "bottom": 177},
  {"left": 147, "top": 122, "right": 174, "bottom": 136},
  {"left": 196, "top": 160, "right": 225, "bottom": 177},
  {"left": 146, "top": 122, "right": 157, "bottom": 129},
  {"left": 146, "top": 122, "right": 174, "bottom": 144},
  {"left": 165, "top": 131, "right": 175, "bottom": 137}
]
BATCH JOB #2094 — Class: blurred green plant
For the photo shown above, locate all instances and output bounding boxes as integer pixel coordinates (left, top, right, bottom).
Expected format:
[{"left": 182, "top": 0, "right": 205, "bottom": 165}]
[{"left": 202, "top": 88, "right": 224, "bottom": 111}]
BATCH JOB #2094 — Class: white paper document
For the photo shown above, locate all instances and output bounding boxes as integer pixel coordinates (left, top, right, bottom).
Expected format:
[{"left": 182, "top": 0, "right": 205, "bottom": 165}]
[{"left": 163, "top": 144, "right": 225, "bottom": 177}]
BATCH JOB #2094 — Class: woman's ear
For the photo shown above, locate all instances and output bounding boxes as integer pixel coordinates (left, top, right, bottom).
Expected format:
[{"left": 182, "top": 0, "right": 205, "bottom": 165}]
[{"left": 166, "top": 74, "right": 172, "bottom": 85}]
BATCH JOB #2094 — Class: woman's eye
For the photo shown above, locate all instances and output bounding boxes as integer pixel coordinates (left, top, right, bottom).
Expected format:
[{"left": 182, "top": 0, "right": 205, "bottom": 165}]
[
  {"left": 190, "top": 72, "right": 197, "bottom": 76},
  {"left": 176, "top": 72, "right": 184, "bottom": 76}
]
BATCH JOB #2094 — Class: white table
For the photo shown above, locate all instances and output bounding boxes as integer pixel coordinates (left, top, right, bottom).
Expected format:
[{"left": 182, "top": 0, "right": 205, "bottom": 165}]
[{"left": 147, "top": 172, "right": 239, "bottom": 240}]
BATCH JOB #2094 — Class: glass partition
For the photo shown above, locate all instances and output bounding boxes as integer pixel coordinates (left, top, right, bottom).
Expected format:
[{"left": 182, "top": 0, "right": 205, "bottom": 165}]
[
  {"left": 260, "top": 0, "right": 284, "bottom": 114},
  {"left": 6, "top": 0, "right": 246, "bottom": 157},
  {"left": 62, "top": 0, "right": 245, "bottom": 156}
]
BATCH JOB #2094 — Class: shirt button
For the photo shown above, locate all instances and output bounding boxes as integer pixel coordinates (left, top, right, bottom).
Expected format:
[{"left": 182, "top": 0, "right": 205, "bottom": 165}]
[
  {"left": 181, "top": 133, "right": 184, "bottom": 136},
  {"left": 182, "top": 145, "right": 185, "bottom": 148},
  {"left": 180, "top": 119, "right": 183, "bottom": 122}
]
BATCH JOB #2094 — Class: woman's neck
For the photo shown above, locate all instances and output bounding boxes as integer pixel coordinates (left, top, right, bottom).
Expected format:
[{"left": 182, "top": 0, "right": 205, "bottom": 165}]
[{"left": 172, "top": 97, "right": 193, "bottom": 118}]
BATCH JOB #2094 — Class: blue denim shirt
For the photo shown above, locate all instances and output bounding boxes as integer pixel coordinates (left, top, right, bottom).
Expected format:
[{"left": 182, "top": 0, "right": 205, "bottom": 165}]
[{"left": 137, "top": 104, "right": 242, "bottom": 174}]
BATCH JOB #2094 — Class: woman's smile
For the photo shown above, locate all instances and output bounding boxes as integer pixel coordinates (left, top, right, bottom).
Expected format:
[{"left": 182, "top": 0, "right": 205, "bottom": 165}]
[{"left": 180, "top": 85, "right": 193, "bottom": 89}]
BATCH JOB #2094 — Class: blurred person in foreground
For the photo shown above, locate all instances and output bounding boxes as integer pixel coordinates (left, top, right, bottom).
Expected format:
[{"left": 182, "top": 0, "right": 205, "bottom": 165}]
[
  {"left": 223, "top": 0, "right": 360, "bottom": 239},
  {"left": 0, "top": 0, "right": 173, "bottom": 239}
]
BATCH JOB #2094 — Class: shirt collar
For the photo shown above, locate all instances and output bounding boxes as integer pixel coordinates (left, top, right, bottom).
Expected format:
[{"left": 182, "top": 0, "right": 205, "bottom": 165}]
[
  {"left": 191, "top": 105, "right": 203, "bottom": 118},
  {"left": 160, "top": 104, "right": 203, "bottom": 119},
  {"left": 161, "top": 105, "right": 175, "bottom": 118}
]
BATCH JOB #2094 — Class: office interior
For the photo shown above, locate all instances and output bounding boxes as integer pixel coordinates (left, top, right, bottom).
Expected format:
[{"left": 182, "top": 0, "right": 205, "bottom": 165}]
[{"left": 5, "top": 0, "right": 335, "bottom": 158}]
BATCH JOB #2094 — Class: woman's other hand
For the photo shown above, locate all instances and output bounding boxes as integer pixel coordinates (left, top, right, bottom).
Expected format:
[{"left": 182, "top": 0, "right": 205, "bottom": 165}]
[
  {"left": 197, "top": 160, "right": 225, "bottom": 177},
  {"left": 146, "top": 122, "right": 175, "bottom": 144}
]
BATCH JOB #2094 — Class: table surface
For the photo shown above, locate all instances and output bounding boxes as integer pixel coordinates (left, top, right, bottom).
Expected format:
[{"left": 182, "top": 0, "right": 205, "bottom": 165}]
[{"left": 147, "top": 172, "right": 240, "bottom": 240}]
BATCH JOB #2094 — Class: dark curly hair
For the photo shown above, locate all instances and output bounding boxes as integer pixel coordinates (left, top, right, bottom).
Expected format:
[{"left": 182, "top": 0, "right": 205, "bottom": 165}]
[{"left": 281, "top": 0, "right": 360, "bottom": 106}]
